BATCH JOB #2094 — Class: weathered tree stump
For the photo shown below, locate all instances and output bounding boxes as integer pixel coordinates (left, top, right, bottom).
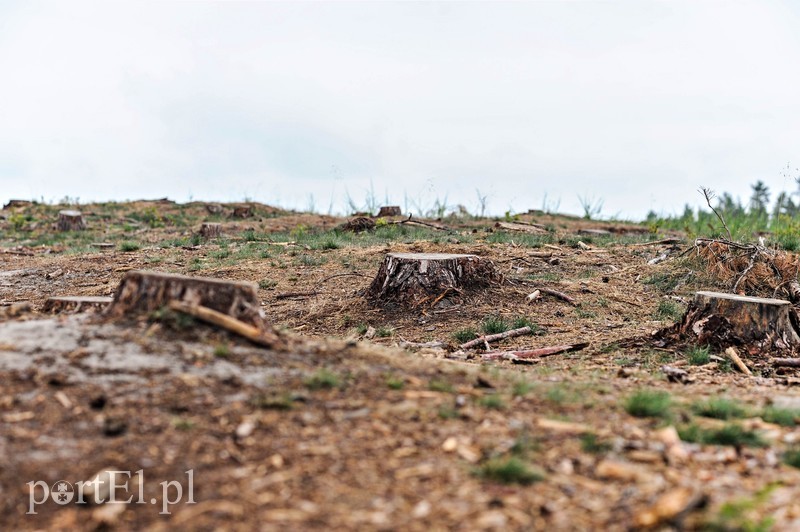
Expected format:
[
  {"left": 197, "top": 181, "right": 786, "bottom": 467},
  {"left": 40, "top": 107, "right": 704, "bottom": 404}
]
[
  {"left": 366, "top": 253, "right": 501, "bottom": 306},
  {"left": 676, "top": 291, "right": 800, "bottom": 351},
  {"left": 106, "top": 270, "right": 265, "bottom": 328},
  {"left": 230, "top": 205, "right": 253, "bottom": 219},
  {"left": 376, "top": 206, "right": 402, "bottom": 217},
  {"left": 340, "top": 217, "right": 376, "bottom": 233},
  {"left": 57, "top": 210, "right": 86, "bottom": 231},
  {"left": 199, "top": 222, "right": 222, "bottom": 239},
  {"left": 43, "top": 296, "right": 112, "bottom": 314},
  {"left": 205, "top": 203, "right": 224, "bottom": 215}
]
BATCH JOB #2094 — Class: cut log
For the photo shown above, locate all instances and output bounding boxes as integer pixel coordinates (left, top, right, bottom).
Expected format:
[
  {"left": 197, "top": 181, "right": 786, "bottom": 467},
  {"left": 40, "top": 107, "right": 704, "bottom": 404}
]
[
  {"left": 199, "top": 222, "right": 222, "bottom": 238},
  {"left": 43, "top": 296, "right": 112, "bottom": 314},
  {"left": 494, "top": 221, "right": 548, "bottom": 234},
  {"left": 366, "top": 252, "right": 501, "bottom": 306},
  {"left": 376, "top": 206, "right": 402, "bottom": 217},
  {"left": 230, "top": 205, "right": 253, "bottom": 218},
  {"left": 106, "top": 270, "right": 265, "bottom": 328},
  {"left": 676, "top": 291, "right": 800, "bottom": 351},
  {"left": 57, "top": 210, "right": 86, "bottom": 231}
]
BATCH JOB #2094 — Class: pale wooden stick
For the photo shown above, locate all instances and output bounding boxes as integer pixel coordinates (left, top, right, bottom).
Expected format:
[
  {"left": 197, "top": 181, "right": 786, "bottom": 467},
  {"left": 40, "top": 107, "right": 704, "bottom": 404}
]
[
  {"left": 167, "top": 301, "right": 278, "bottom": 347},
  {"left": 482, "top": 342, "right": 588, "bottom": 361},
  {"left": 459, "top": 326, "right": 533, "bottom": 350},
  {"left": 724, "top": 346, "right": 752, "bottom": 376}
]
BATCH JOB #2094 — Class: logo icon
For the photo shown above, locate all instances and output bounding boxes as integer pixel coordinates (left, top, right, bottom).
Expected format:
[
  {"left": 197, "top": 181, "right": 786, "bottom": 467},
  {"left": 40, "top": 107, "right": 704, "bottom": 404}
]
[{"left": 50, "top": 481, "right": 74, "bottom": 505}]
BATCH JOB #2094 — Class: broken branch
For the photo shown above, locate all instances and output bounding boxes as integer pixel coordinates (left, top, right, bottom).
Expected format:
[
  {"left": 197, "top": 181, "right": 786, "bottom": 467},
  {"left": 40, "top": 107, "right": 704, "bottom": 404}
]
[
  {"left": 459, "top": 326, "right": 533, "bottom": 349},
  {"left": 167, "top": 301, "right": 279, "bottom": 347},
  {"left": 481, "top": 342, "right": 589, "bottom": 361}
]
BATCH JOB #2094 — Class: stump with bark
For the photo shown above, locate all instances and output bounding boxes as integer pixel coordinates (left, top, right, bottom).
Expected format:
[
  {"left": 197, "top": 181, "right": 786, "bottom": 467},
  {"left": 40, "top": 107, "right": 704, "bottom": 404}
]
[
  {"left": 106, "top": 270, "right": 266, "bottom": 328},
  {"left": 230, "top": 205, "right": 253, "bottom": 219},
  {"left": 376, "top": 206, "right": 402, "bottom": 217},
  {"left": 366, "top": 252, "right": 501, "bottom": 307},
  {"left": 3, "top": 199, "right": 34, "bottom": 210},
  {"left": 205, "top": 203, "right": 224, "bottom": 215},
  {"left": 200, "top": 222, "right": 222, "bottom": 239},
  {"left": 57, "top": 210, "right": 86, "bottom": 231},
  {"left": 675, "top": 290, "right": 800, "bottom": 351},
  {"left": 43, "top": 296, "right": 112, "bottom": 314}
]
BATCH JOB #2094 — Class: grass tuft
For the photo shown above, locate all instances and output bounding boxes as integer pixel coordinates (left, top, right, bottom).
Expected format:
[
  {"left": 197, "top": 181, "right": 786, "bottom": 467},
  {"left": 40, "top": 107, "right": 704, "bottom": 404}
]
[
  {"left": 679, "top": 423, "right": 766, "bottom": 447},
  {"left": 625, "top": 389, "right": 671, "bottom": 419},
  {"left": 761, "top": 406, "right": 800, "bottom": 427},
  {"left": 692, "top": 397, "right": 748, "bottom": 420},
  {"left": 304, "top": 369, "right": 341, "bottom": 390},
  {"left": 453, "top": 328, "right": 478, "bottom": 343},
  {"left": 481, "top": 315, "right": 510, "bottom": 335},
  {"left": 475, "top": 457, "right": 544, "bottom": 485},
  {"left": 686, "top": 345, "right": 711, "bottom": 365}
]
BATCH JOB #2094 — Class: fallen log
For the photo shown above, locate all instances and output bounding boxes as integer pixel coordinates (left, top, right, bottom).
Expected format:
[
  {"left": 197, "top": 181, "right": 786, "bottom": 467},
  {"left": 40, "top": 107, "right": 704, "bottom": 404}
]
[
  {"left": 494, "top": 221, "right": 548, "bottom": 234},
  {"left": 459, "top": 326, "right": 533, "bottom": 349},
  {"left": 773, "top": 358, "right": 800, "bottom": 368},
  {"left": 199, "top": 222, "right": 222, "bottom": 238},
  {"left": 482, "top": 342, "right": 589, "bottom": 361}
]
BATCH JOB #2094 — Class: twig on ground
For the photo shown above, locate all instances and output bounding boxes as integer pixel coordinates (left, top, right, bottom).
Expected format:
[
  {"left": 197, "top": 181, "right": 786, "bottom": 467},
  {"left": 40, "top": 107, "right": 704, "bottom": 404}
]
[
  {"left": 724, "top": 347, "right": 752, "bottom": 376},
  {"left": 459, "top": 326, "right": 533, "bottom": 350},
  {"left": 537, "top": 287, "right": 578, "bottom": 306},
  {"left": 275, "top": 291, "right": 319, "bottom": 300},
  {"left": 481, "top": 342, "right": 589, "bottom": 361},
  {"left": 167, "top": 301, "right": 280, "bottom": 347}
]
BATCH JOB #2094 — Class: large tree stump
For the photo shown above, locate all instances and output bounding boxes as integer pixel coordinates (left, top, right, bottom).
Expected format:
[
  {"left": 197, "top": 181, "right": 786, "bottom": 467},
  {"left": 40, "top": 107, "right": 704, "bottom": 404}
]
[
  {"left": 230, "top": 205, "right": 253, "bottom": 219},
  {"left": 3, "top": 199, "right": 34, "bottom": 210},
  {"left": 106, "top": 270, "right": 265, "bottom": 328},
  {"left": 199, "top": 222, "right": 222, "bottom": 239},
  {"left": 676, "top": 291, "right": 800, "bottom": 351},
  {"left": 376, "top": 206, "right": 402, "bottom": 217},
  {"left": 366, "top": 253, "right": 501, "bottom": 306},
  {"left": 57, "top": 210, "right": 86, "bottom": 231},
  {"left": 43, "top": 296, "right": 112, "bottom": 314}
]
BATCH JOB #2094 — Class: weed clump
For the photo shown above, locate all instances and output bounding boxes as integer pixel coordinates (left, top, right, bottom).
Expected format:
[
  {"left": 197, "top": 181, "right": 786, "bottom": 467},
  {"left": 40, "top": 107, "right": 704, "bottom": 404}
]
[
  {"left": 686, "top": 345, "right": 711, "bottom": 365},
  {"left": 476, "top": 457, "right": 544, "bottom": 485},
  {"left": 625, "top": 389, "right": 671, "bottom": 419},
  {"left": 304, "top": 369, "right": 341, "bottom": 390},
  {"left": 692, "top": 398, "right": 748, "bottom": 420},
  {"left": 679, "top": 423, "right": 766, "bottom": 447}
]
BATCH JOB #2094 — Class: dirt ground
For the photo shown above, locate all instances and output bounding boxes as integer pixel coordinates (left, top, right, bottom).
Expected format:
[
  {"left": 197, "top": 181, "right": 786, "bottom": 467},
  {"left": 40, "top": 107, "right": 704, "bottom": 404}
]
[{"left": 2, "top": 200, "right": 800, "bottom": 530}]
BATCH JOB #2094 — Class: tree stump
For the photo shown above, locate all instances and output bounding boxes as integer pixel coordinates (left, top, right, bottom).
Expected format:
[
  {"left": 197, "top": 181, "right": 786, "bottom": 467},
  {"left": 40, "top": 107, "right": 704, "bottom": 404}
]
[
  {"left": 57, "top": 210, "right": 86, "bottom": 231},
  {"left": 230, "top": 205, "right": 253, "bottom": 219},
  {"left": 205, "top": 203, "right": 224, "bottom": 215},
  {"left": 43, "top": 296, "right": 112, "bottom": 314},
  {"left": 3, "top": 199, "right": 34, "bottom": 210},
  {"left": 106, "top": 270, "right": 265, "bottom": 328},
  {"left": 200, "top": 222, "right": 222, "bottom": 239},
  {"left": 366, "top": 253, "right": 501, "bottom": 306},
  {"left": 676, "top": 291, "right": 800, "bottom": 351},
  {"left": 377, "top": 206, "right": 402, "bottom": 217}
]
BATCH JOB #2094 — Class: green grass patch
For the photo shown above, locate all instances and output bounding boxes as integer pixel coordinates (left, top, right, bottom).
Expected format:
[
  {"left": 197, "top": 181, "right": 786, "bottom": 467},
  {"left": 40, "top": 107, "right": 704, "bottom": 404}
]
[
  {"left": 654, "top": 300, "right": 684, "bottom": 321},
  {"left": 386, "top": 376, "right": 405, "bottom": 390},
  {"left": 678, "top": 423, "right": 766, "bottom": 447},
  {"left": 686, "top": 345, "right": 711, "bottom": 365},
  {"left": 625, "top": 389, "right": 671, "bottom": 419},
  {"left": 453, "top": 328, "right": 478, "bottom": 343},
  {"left": 761, "top": 406, "right": 800, "bottom": 427},
  {"left": 213, "top": 344, "right": 231, "bottom": 358},
  {"left": 429, "top": 379, "right": 454, "bottom": 393},
  {"left": 304, "top": 369, "right": 341, "bottom": 390},
  {"left": 118, "top": 241, "right": 141, "bottom": 252},
  {"left": 481, "top": 315, "right": 510, "bottom": 335},
  {"left": 692, "top": 397, "right": 748, "bottom": 420},
  {"left": 580, "top": 432, "right": 612, "bottom": 454},
  {"left": 783, "top": 447, "right": 800, "bottom": 469},
  {"left": 477, "top": 394, "right": 505, "bottom": 410},
  {"left": 475, "top": 457, "right": 544, "bottom": 485}
]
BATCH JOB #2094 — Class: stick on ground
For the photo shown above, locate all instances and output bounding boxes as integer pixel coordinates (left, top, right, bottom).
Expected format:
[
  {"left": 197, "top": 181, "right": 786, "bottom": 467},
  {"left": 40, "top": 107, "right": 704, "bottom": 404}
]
[
  {"left": 459, "top": 326, "right": 533, "bottom": 349},
  {"left": 167, "top": 301, "right": 280, "bottom": 347}
]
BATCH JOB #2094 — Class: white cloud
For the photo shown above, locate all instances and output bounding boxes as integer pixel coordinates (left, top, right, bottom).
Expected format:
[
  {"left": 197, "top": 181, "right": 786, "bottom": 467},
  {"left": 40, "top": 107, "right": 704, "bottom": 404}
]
[{"left": 0, "top": 1, "right": 798, "bottom": 218}]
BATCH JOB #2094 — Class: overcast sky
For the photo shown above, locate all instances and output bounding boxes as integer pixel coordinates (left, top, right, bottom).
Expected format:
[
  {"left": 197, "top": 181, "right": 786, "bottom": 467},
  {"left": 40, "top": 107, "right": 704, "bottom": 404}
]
[{"left": 1, "top": 1, "right": 799, "bottom": 220}]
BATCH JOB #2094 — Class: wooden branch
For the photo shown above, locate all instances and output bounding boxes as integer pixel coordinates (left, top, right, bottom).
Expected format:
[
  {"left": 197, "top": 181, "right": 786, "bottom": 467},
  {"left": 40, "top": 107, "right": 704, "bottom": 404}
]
[
  {"left": 459, "top": 326, "right": 533, "bottom": 349},
  {"left": 167, "top": 301, "right": 279, "bottom": 347},
  {"left": 724, "top": 347, "right": 753, "bottom": 376},
  {"left": 773, "top": 358, "right": 800, "bottom": 368},
  {"left": 275, "top": 291, "right": 318, "bottom": 300},
  {"left": 399, "top": 340, "right": 447, "bottom": 349},
  {"left": 537, "top": 287, "right": 578, "bottom": 306},
  {"left": 633, "top": 238, "right": 683, "bottom": 247},
  {"left": 388, "top": 214, "right": 451, "bottom": 232},
  {"left": 482, "top": 342, "right": 588, "bottom": 361}
]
